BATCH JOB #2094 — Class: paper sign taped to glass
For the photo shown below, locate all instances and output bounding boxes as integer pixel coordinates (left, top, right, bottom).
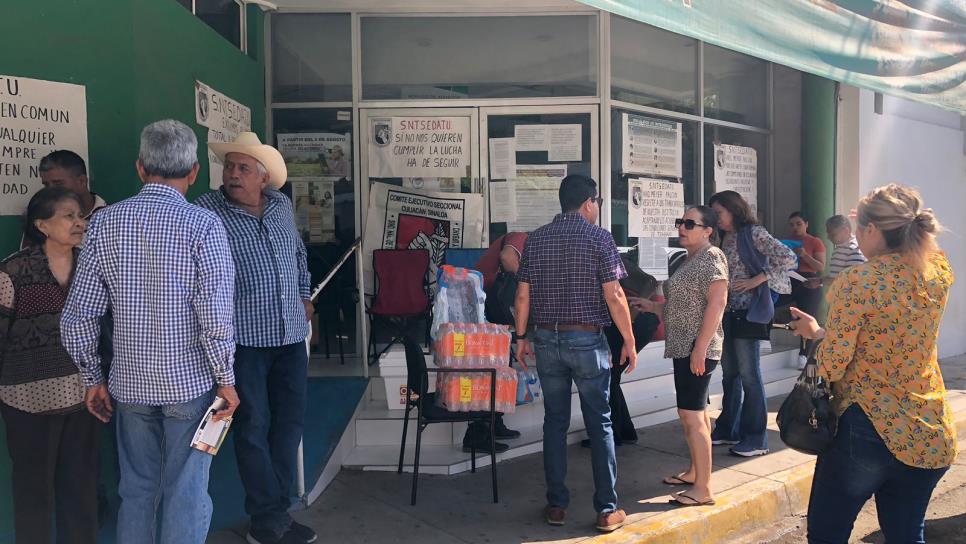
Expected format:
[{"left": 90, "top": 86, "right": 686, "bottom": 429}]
[
  {"left": 190, "top": 397, "right": 232, "bottom": 456},
  {"left": 362, "top": 182, "right": 484, "bottom": 293}
]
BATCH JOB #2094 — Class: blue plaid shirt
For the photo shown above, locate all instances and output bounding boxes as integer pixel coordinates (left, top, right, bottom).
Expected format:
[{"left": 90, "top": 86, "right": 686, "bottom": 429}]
[
  {"left": 517, "top": 212, "right": 627, "bottom": 327},
  {"left": 195, "top": 188, "right": 311, "bottom": 347},
  {"left": 61, "top": 184, "right": 236, "bottom": 405}
]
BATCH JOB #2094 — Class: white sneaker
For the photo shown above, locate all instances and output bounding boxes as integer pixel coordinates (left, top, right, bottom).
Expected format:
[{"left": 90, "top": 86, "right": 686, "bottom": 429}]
[{"left": 796, "top": 355, "right": 808, "bottom": 370}]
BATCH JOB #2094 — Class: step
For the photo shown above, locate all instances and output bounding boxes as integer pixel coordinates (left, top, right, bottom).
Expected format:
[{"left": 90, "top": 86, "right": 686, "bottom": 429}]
[{"left": 343, "top": 347, "right": 800, "bottom": 473}]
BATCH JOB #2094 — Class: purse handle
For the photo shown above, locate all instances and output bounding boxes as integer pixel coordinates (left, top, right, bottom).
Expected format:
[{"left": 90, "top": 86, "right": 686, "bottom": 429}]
[{"left": 800, "top": 338, "right": 824, "bottom": 385}]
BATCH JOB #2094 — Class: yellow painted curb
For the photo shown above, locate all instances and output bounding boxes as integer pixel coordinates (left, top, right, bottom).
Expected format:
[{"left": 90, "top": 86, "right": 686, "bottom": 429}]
[{"left": 589, "top": 403, "right": 966, "bottom": 544}]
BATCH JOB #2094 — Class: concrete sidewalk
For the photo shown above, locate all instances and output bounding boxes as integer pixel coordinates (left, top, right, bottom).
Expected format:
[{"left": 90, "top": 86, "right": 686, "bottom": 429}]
[{"left": 209, "top": 355, "right": 966, "bottom": 544}]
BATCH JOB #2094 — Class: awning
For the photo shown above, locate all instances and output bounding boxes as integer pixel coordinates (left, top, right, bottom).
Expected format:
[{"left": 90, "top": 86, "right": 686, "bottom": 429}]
[{"left": 580, "top": 0, "right": 966, "bottom": 114}]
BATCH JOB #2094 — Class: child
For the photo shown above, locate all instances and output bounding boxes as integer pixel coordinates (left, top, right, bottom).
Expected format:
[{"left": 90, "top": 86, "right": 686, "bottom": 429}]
[{"left": 806, "top": 215, "right": 866, "bottom": 289}]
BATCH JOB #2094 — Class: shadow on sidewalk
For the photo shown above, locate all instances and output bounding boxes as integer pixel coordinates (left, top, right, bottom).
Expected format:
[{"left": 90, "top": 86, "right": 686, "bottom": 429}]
[{"left": 860, "top": 512, "right": 966, "bottom": 544}]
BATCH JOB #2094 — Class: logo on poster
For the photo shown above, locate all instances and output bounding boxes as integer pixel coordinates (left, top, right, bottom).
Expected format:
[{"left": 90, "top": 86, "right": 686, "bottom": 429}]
[
  {"left": 374, "top": 122, "right": 391, "bottom": 147},
  {"left": 197, "top": 90, "right": 209, "bottom": 123}
]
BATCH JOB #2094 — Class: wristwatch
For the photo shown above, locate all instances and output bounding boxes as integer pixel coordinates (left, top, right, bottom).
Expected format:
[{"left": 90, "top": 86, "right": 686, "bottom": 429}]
[{"left": 512, "top": 332, "right": 527, "bottom": 342}]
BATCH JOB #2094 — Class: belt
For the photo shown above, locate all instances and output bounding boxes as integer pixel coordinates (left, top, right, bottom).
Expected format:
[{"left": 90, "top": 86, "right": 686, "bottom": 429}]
[{"left": 532, "top": 323, "right": 601, "bottom": 333}]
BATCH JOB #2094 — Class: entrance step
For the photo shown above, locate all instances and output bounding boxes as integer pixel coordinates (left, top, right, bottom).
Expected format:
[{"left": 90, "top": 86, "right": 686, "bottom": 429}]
[{"left": 342, "top": 344, "right": 800, "bottom": 474}]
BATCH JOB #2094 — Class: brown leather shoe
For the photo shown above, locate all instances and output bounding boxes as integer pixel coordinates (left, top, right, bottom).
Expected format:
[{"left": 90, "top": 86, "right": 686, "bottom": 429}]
[
  {"left": 595, "top": 509, "right": 626, "bottom": 532},
  {"left": 544, "top": 505, "right": 566, "bottom": 526}
]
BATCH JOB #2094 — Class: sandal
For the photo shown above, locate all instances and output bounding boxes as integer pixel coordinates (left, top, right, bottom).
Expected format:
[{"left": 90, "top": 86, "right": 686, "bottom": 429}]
[
  {"left": 669, "top": 492, "right": 716, "bottom": 507},
  {"left": 662, "top": 473, "right": 695, "bottom": 486}
]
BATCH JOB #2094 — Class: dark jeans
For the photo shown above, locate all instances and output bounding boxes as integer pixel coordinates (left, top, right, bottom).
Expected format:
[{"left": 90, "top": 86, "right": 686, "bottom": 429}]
[
  {"left": 233, "top": 342, "right": 308, "bottom": 538},
  {"left": 604, "top": 312, "right": 659, "bottom": 443},
  {"left": 532, "top": 329, "right": 617, "bottom": 513},
  {"left": 712, "top": 332, "right": 768, "bottom": 450},
  {"left": 807, "top": 404, "right": 949, "bottom": 544},
  {"left": 1, "top": 403, "right": 100, "bottom": 544},
  {"left": 778, "top": 275, "right": 821, "bottom": 355}
]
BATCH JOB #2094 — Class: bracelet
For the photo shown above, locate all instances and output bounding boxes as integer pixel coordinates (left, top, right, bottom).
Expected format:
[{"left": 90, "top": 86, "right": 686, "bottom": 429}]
[{"left": 512, "top": 332, "right": 527, "bottom": 342}]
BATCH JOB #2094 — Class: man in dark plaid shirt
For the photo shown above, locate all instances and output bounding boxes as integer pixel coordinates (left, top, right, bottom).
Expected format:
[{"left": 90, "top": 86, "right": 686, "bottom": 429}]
[{"left": 514, "top": 175, "right": 637, "bottom": 533}]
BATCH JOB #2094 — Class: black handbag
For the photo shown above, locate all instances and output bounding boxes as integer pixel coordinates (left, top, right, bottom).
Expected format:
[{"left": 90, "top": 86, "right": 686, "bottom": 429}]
[
  {"left": 485, "top": 270, "right": 517, "bottom": 326},
  {"left": 724, "top": 309, "right": 771, "bottom": 340},
  {"left": 484, "top": 235, "right": 519, "bottom": 326},
  {"left": 777, "top": 339, "right": 837, "bottom": 455}
]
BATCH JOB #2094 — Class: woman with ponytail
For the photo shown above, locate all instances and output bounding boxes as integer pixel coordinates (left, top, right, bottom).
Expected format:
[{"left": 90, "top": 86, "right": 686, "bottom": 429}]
[{"left": 789, "top": 184, "right": 955, "bottom": 543}]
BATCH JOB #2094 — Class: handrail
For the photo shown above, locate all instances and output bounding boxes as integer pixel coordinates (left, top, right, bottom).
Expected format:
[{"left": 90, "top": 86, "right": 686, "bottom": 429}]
[{"left": 309, "top": 236, "right": 363, "bottom": 302}]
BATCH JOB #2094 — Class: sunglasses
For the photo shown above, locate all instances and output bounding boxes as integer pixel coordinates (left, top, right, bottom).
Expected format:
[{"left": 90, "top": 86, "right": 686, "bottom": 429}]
[
  {"left": 675, "top": 218, "right": 708, "bottom": 230},
  {"left": 590, "top": 196, "right": 604, "bottom": 206}
]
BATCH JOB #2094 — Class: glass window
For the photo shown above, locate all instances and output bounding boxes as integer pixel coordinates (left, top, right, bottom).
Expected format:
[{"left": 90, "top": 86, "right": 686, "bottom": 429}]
[
  {"left": 195, "top": 0, "right": 241, "bottom": 48},
  {"left": 703, "top": 125, "right": 768, "bottom": 222},
  {"left": 611, "top": 16, "right": 697, "bottom": 114},
  {"left": 609, "top": 109, "right": 698, "bottom": 248},
  {"left": 361, "top": 15, "right": 597, "bottom": 100},
  {"left": 703, "top": 44, "right": 767, "bottom": 127},
  {"left": 484, "top": 112, "right": 594, "bottom": 242},
  {"left": 272, "top": 14, "right": 352, "bottom": 102},
  {"left": 272, "top": 107, "right": 359, "bottom": 358}
]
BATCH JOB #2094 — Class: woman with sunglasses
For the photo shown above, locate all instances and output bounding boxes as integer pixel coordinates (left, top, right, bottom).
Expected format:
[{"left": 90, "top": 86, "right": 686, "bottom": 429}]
[
  {"left": 708, "top": 191, "right": 795, "bottom": 457},
  {"left": 634, "top": 206, "right": 728, "bottom": 506}
]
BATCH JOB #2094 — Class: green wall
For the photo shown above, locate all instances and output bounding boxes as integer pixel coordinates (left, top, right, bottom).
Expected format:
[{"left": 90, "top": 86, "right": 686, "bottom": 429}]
[
  {"left": 0, "top": 1, "right": 264, "bottom": 539},
  {"left": 0, "top": 0, "right": 265, "bottom": 256}
]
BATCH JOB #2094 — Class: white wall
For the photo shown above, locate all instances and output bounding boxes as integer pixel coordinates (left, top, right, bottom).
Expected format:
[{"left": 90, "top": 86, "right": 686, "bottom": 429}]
[{"left": 850, "top": 88, "right": 966, "bottom": 358}]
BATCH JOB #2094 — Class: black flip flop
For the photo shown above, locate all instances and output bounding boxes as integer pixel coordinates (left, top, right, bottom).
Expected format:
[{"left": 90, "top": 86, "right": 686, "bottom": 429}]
[
  {"left": 662, "top": 473, "right": 694, "bottom": 486},
  {"left": 669, "top": 492, "right": 716, "bottom": 507}
]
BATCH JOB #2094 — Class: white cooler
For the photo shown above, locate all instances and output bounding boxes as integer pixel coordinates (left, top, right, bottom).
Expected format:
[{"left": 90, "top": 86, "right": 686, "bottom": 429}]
[{"left": 378, "top": 345, "right": 435, "bottom": 410}]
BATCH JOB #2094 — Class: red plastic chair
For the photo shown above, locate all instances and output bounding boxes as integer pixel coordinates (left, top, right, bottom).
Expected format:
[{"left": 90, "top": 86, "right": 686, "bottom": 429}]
[{"left": 367, "top": 249, "right": 431, "bottom": 365}]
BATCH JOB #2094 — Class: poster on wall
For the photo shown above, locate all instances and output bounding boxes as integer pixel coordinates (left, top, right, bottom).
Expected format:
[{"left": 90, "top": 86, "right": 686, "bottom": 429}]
[
  {"left": 368, "top": 116, "right": 470, "bottom": 178},
  {"left": 621, "top": 113, "right": 681, "bottom": 178},
  {"left": 713, "top": 143, "right": 758, "bottom": 216},
  {"left": 291, "top": 180, "right": 335, "bottom": 244},
  {"left": 506, "top": 164, "right": 568, "bottom": 232},
  {"left": 195, "top": 80, "right": 251, "bottom": 189},
  {"left": 362, "top": 182, "right": 484, "bottom": 291},
  {"left": 627, "top": 177, "right": 684, "bottom": 238},
  {"left": 402, "top": 177, "right": 459, "bottom": 193},
  {"left": 277, "top": 133, "right": 351, "bottom": 179},
  {"left": 0, "top": 74, "right": 88, "bottom": 215}
]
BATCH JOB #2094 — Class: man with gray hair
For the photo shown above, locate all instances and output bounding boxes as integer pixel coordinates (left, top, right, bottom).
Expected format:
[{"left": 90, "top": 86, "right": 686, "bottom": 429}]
[
  {"left": 196, "top": 132, "right": 315, "bottom": 544},
  {"left": 62, "top": 119, "right": 239, "bottom": 544}
]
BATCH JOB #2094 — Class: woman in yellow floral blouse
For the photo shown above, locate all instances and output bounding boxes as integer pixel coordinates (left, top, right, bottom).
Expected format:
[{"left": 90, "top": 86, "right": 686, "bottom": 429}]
[{"left": 789, "top": 184, "right": 955, "bottom": 544}]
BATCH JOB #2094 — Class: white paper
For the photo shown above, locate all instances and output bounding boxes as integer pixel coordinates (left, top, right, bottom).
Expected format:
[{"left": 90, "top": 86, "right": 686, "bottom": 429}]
[
  {"left": 402, "top": 177, "right": 459, "bottom": 192},
  {"left": 488, "top": 180, "right": 517, "bottom": 223},
  {"left": 488, "top": 137, "right": 516, "bottom": 180},
  {"left": 514, "top": 124, "right": 550, "bottom": 152},
  {"left": 0, "top": 75, "right": 88, "bottom": 215},
  {"left": 278, "top": 133, "right": 351, "bottom": 180},
  {"left": 195, "top": 81, "right": 252, "bottom": 190},
  {"left": 362, "top": 183, "right": 485, "bottom": 293},
  {"left": 713, "top": 143, "right": 758, "bottom": 217},
  {"left": 788, "top": 270, "right": 807, "bottom": 283},
  {"left": 622, "top": 113, "right": 682, "bottom": 178},
  {"left": 368, "top": 116, "right": 470, "bottom": 178},
  {"left": 627, "top": 178, "right": 685, "bottom": 238},
  {"left": 292, "top": 179, "right": 336, "bottom": 243},
  {"left": 506, "top": 164, "right": 568, "bottom": 232},
  {"left": 547, "top": 124, "right": 582, "bottom": 162}
]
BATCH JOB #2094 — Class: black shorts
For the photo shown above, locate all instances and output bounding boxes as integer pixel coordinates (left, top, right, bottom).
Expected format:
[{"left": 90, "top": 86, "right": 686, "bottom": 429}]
[{"left": 673, "top": 357, "right": 719, "bottom": 411}]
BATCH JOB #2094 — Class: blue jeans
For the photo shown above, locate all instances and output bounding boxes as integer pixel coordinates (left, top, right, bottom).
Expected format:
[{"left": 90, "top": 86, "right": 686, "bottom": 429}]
[
  {"left": 233, "top": 342, "right": 308, "bottom": 537},
  {"left": 712, "top": 334, "right": 768, "bottom": 450},
  {"left": 115, "top": 389, "right": 215, "bottom": 544},
  {"left": 532, "top": 329, "right": 617, "bottom": 514},
  {"left": 807, "top": 404, "right": 949, "bottom": 544}
]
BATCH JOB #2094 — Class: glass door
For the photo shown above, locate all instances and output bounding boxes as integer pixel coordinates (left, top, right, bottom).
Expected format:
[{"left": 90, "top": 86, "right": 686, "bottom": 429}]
[{"left": 480, "top": 105, "right": 599, "bottom": 244}]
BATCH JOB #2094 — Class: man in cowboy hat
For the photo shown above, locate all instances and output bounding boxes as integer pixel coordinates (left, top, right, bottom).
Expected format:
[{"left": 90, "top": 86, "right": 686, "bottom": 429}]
[{"left": 196, "top": 132, "right": 316, "bottom": 544}]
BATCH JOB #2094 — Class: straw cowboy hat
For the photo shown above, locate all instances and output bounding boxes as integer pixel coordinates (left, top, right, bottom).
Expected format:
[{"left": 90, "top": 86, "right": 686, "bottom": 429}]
[{"left": 208, "top": 132, "right": 288, "bottom": 189}]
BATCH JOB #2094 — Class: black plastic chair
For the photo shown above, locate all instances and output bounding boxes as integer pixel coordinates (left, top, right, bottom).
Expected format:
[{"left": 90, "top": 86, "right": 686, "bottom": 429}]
[{"left": 396, "top": 336, "right": 499, "bottom": 505}]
